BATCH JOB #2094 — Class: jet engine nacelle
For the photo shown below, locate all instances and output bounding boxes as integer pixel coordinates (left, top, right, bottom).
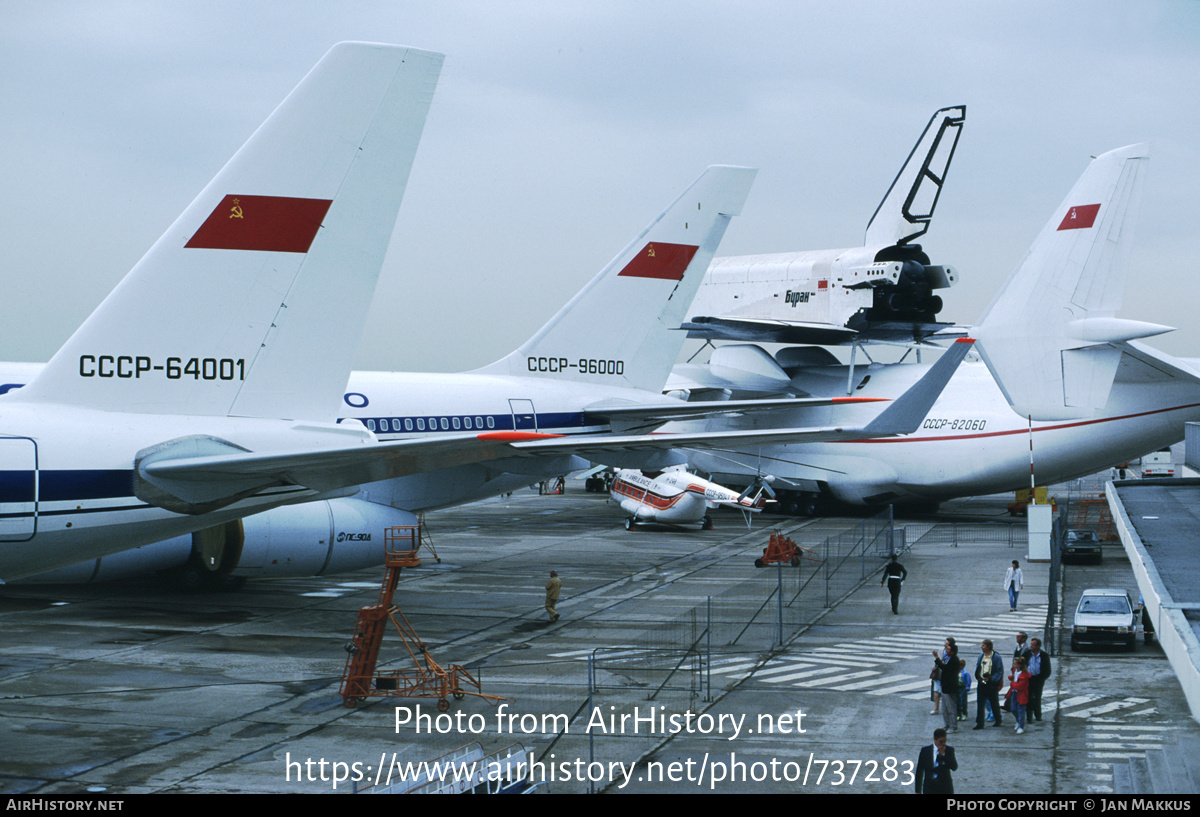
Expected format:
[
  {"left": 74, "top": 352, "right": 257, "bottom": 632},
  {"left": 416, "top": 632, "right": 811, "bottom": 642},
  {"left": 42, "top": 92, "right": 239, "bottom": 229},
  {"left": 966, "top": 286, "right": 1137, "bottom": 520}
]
[{"left": 18, "top": 498, "right": 417, "bottom": 584}]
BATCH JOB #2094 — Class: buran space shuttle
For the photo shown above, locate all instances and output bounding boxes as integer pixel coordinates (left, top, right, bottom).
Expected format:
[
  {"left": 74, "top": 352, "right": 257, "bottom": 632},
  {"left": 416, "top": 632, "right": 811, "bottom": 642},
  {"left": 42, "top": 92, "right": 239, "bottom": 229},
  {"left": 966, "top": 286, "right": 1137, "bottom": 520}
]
[{"left": 683, "top": 106, "right": 965, "bottom": 347}]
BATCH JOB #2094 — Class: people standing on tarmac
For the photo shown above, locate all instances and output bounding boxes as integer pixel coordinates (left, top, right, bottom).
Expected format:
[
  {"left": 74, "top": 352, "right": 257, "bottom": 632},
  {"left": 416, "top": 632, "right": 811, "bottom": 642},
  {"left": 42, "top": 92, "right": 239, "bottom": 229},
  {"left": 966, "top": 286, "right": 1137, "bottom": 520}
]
[
  {"left": 1013, "top": 631, "right": 1031, "bottom": 663},
  {"left": 930, "top": 637, "right": 955, "bottom": 715},
  {"left": 915, "top": 728, "right": 957, "bottom": 794},
  {"left": 973, "top": 639, "right": 1005, "bottom": 729},
  {"left": 880, "top": 554, "right": 907, "bottom": 614},
  {"left": 1026, "top": 638, "right": 1051, "bottom": 722},
  {"left": 1004, "top": 560, "right": 1024, "bottom": 611},
  {"left": 957, "top": 659, "right": 971, "bottom": 722},
  {"left": 1003, "top": 631, "right": 1031, "bottom": 715},
  {"left": 1009, "top": 657, "right": 1030, "bottom": 734},
  {"left": 544, "top": 570, "right": 561, "bottom": 623},
  {"left": 932, "top": 642, "right": 960, "bottom": 732}
]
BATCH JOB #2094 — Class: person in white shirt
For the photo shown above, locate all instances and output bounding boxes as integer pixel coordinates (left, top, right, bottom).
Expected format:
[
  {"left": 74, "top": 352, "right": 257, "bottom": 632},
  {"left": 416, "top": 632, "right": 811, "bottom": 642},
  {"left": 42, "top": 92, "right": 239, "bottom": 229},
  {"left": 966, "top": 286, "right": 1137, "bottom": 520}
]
[{"left": 1003, "top": 560, "right": 1024, "bottom": 612}]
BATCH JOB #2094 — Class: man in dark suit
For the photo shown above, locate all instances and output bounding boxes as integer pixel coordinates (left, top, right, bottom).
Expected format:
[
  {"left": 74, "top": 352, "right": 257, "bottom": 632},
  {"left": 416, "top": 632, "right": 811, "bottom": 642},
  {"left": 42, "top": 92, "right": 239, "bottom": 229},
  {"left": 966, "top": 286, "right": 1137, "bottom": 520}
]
[
  {"left": 915, "top": 728, "right": 957, "bottom": 794},
  {"left": 1027, "top": 637, "right": 1052, "bottom": 722}
]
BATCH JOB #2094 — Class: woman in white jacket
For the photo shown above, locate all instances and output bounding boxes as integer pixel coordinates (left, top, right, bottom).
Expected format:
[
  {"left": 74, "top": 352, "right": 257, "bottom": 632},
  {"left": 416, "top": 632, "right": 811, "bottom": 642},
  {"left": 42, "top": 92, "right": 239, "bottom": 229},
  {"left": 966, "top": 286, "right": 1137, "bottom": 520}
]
[{"left": 1004, "top": 560, "right": 1024, "bottom": 611}]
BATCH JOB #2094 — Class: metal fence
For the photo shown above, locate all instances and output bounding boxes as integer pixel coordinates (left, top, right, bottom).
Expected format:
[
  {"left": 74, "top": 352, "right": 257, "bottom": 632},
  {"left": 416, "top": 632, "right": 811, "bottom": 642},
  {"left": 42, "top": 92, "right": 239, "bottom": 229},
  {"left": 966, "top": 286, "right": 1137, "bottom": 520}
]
[
  {"left": 529, "top": 508, "right": 897, "bottom": 790},
  {"left": 582, "top": 507, "right": 896, "bottom": 698},
  {"left": 905, "top": 520, "right": 1027, "bottom": 549},
  {"left": 501, "top": 512, "right": 1044, "bottom": 790}
]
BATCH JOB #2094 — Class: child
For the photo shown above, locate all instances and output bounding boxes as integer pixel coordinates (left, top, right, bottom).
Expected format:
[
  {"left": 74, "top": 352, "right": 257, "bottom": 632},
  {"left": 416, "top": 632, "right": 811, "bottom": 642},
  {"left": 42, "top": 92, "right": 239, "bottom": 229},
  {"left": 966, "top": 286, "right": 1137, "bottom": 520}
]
[
  {"left": 957, "top": 659, "right": 971, "bottom": 721},
  {"left": 1010, "top": 657, "right": 1030, "bottom": 734}
]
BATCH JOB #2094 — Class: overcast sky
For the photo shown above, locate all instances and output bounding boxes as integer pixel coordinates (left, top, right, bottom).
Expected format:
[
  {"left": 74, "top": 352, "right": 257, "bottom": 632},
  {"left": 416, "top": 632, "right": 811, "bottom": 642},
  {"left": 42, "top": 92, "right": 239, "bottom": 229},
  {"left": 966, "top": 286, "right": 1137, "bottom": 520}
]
[{"left": 2, "top": 1, "right": 1197, "bottom": 373}]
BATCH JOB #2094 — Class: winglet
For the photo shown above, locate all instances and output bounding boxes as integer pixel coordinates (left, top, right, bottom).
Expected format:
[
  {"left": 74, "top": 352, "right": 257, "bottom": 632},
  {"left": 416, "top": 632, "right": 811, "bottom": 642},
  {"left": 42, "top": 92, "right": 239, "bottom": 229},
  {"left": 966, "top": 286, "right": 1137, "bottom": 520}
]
[
  {"left": 862, "top": 338, "right": 973, "bottom": 435},
  {"left": 475, "top": 165, "right": 756, "bottom": 393},
  {"left": 973, "top": 145, "right": 1152, "bottom": 419},
  {"left": 12, "top": 43, "right": 443, "bottom": 422}
]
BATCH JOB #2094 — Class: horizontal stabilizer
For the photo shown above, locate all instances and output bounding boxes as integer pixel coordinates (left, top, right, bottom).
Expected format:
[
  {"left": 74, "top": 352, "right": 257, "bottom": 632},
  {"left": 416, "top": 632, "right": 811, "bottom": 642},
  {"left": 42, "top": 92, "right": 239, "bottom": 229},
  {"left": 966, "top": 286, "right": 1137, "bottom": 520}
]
[
  {"left": 862, "top": 338, "right": 973, "bottom": 435},
  {"left": 974, "top": 145, "right": 1150, "bottom": 420}
]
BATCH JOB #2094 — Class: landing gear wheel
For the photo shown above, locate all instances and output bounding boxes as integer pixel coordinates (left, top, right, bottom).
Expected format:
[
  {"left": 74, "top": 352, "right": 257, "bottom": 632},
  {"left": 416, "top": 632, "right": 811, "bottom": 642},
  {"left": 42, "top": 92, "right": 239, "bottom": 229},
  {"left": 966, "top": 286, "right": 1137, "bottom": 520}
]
[
  {"left": 754, "top": 558, "right": 765, "bottom": 568},
  {"left": 701, "top": 516, "right": 714, "bottom": 531},
  {"left": 437, "top": 698, "right": 450, "bottom": 712},
  {"left": 453, "top": 691, "right": 465, "bottom": 700},
  {"left": 624, "top": 518, "right": 636, "bottom": 531}
]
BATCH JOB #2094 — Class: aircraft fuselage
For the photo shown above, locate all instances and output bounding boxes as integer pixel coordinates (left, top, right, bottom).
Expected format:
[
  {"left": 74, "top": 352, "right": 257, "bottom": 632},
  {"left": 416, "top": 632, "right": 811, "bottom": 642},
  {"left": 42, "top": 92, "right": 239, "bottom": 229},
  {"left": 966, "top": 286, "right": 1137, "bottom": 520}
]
[{"left": 679, "top": 355, "right": 1200, "bottom": 506}]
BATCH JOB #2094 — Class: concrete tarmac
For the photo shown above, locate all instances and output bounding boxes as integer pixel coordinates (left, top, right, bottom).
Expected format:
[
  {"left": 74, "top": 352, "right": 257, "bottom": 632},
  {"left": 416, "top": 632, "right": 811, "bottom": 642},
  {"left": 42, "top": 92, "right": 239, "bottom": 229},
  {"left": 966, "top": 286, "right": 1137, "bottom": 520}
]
[{"left": 1, "top": 488, "right": 1196, "bottom": 795}]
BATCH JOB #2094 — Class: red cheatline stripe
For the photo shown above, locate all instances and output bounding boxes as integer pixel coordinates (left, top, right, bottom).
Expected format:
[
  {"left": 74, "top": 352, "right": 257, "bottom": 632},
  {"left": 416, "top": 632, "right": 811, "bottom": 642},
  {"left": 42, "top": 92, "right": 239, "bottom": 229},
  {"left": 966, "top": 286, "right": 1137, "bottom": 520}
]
[
  {"left": 476, "top": 431, "right": 564, "bottom": 442},
  {"left": 617, "top": 242, "right": 699, "bottom": 280},
  {"left": 185, "top": 195, "right": 333, "bottom": 253},
  {"left": 614, "top": 480, "right": 689, "bottom": 510}
]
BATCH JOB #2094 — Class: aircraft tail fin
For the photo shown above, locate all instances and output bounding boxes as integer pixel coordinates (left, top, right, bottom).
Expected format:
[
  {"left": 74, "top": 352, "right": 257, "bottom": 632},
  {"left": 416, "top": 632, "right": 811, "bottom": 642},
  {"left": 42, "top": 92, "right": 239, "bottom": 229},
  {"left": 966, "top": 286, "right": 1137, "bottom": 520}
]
[
  {"left": 973, "top": 144, "right": 1168, "bottom": 420},
  {"left": 864, "top": 105, "right": 965, "bottom": 247},
  {"left": 13, "top": 42, "right": 442, "bottom": 422},
  {"left": 475, "top": 166, "right": 756, "bottom": 393}
]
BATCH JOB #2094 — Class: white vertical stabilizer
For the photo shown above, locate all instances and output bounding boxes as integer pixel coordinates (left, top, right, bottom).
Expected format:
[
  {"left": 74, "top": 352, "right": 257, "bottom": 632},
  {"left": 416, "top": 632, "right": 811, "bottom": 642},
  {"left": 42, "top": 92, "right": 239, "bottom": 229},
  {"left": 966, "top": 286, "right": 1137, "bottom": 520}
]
[
  {"left": 12, "top": 43, "right": 443, "bottom": 422},
  {"left": 475, "top": 165, "right": 756, "bottom": 393},
  {"left": 973, "top": 144, "right": 1170, "bottom": 420},
  {"left": 864, "top": 105, "right": 965, "bottom": 246}
]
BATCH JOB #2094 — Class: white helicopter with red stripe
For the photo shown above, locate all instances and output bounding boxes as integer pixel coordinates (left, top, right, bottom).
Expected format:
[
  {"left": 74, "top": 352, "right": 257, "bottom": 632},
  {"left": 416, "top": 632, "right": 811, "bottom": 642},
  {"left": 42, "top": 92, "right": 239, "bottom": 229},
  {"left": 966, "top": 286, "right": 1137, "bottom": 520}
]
[{"left": 610, "top": 468, "right": 775, "bottom": 530}]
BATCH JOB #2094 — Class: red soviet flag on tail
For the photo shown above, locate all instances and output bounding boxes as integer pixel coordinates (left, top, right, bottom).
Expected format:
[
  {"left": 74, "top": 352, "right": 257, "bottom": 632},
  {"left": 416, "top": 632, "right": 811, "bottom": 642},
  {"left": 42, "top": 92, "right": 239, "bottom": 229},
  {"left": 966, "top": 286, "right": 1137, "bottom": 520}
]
[
  {"left": 1057, "top": 203, "right": 1100, "bottom": 231},
  {"left": 185, "top": 194, "right": 333, "bottom": 252},
  {"left": 617, "top": 242, "right": 699, "bottom": 281}
]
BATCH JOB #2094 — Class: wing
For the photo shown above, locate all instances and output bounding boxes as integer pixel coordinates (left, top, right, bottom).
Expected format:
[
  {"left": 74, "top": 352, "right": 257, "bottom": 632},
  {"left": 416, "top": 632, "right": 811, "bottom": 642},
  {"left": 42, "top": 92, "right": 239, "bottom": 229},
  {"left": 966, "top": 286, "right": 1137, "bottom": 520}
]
[
  {"left": 137, "top": 339, "right": 973, "bottom": 514},
  {"left": 583, "top": 395, "right": 887, "bottom": 433}
]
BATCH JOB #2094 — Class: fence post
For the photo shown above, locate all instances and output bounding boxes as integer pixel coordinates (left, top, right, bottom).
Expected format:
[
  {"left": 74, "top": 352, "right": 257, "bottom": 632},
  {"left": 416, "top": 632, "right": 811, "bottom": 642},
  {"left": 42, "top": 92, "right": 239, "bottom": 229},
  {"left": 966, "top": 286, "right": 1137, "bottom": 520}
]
[
  {"left": 776, "top": 560, "right": 784, "bottom": 647},
  {"left": 706, "top": 596, "right": 713, "bottom": 701},
  {"left": 587, "top": 653, "right": 596, "bottom": 795}
]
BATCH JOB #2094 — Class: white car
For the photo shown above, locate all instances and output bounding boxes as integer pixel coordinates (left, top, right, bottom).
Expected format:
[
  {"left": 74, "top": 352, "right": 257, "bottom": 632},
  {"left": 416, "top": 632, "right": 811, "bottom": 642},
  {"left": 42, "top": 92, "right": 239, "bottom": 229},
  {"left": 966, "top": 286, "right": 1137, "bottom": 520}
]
[{"left": 1071, "top": 588, "right": 1138, "bottom": 651}]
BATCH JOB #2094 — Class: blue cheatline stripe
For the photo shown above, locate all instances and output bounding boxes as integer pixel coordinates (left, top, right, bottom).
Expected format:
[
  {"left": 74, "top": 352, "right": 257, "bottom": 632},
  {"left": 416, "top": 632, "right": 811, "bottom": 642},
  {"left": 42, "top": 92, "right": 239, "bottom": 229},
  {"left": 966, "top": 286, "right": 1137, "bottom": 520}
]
[
  {"left": 39, "top": 470, "right": 135, "bottom": 501},
  {"left": 0, "top": 471, "right": 37, "bottom": 502},
  {"left": 2, "top": 469, "right": 135, "bottom": 502}
]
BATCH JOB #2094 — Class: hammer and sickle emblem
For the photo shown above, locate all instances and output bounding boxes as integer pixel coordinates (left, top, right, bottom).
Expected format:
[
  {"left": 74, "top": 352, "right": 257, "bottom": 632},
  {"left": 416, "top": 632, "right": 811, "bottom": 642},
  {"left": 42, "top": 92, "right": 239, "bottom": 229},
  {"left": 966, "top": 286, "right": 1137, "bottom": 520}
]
[
  {"left": 229, "top": 198, "right": 244, "bottom": 220},
  {"left": 647, "top": 244, "right": 656, "bottom": 257}
]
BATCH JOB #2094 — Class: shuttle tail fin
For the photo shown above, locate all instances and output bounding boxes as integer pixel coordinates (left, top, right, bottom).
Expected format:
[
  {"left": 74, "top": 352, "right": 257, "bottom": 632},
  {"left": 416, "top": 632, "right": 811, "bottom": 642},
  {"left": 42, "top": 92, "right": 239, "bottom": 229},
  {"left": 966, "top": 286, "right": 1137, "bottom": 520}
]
[
  {"left": 864, "top": 105, "right": 965, "bottom": 247},
  {"left": 973, "top": 144, "right": 1167, "bottom": 420},
  {"left": 13, "top": 42, "right": 442, "bottom": 422},
  {"left": 475, "top": 166, "right": 756, "bottom": 393}
]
